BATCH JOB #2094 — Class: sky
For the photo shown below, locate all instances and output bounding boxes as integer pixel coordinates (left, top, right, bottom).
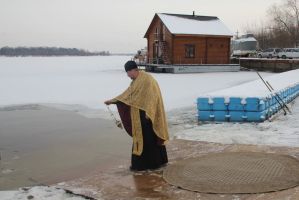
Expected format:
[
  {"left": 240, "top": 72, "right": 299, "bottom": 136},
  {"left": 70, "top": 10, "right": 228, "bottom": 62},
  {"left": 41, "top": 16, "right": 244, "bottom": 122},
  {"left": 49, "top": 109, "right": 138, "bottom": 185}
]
[{"left": 0, "top": 0, "right": 282, "bottom": 53}]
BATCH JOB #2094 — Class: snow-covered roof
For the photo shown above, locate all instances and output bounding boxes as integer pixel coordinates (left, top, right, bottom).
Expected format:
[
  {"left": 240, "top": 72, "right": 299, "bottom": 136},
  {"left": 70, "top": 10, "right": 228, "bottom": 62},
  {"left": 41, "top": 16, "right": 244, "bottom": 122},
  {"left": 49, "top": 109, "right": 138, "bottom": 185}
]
[
  {"left": 156, "top": 13, "right": 233, "bottom": 37},
  {"left": 233, "top": 36, "right": 257, "bottom": 42},
  {"left": 235, "top": 37, "right": 257, "bottom": 42}
]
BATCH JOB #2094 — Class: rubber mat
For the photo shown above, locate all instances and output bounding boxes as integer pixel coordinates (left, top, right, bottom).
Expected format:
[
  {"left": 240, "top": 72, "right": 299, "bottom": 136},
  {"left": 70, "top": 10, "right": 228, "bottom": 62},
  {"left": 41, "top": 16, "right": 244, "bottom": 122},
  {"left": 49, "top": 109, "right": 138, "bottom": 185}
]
[{"left": 163, "top": 152, "right": 299, "bottom": 194}]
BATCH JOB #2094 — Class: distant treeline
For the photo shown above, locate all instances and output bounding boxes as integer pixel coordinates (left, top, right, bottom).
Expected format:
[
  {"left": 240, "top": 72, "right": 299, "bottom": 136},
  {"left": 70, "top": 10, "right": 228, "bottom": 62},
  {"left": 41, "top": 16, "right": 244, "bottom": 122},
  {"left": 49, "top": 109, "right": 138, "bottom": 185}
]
[{"left": 0, "top": 47, "right": 110, "bottom": 56}]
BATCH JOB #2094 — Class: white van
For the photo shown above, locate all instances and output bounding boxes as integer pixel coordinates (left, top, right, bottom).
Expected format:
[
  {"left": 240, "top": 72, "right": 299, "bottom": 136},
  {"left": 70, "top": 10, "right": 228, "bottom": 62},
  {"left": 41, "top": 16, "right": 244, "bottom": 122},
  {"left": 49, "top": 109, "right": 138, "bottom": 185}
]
[
  {"left": 278, "top": 48, "right": 299, "bottom": 59},
  {"left": 257, "top": 48, "right": 282, "bottom": 58}
]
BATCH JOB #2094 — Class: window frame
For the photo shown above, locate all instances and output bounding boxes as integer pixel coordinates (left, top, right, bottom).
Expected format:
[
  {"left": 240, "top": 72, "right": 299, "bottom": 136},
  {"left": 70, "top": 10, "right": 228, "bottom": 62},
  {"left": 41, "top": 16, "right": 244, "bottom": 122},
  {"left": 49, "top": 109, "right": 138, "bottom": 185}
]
[{"left": 185, "top": 44, "right": 196, "bottom": 58}]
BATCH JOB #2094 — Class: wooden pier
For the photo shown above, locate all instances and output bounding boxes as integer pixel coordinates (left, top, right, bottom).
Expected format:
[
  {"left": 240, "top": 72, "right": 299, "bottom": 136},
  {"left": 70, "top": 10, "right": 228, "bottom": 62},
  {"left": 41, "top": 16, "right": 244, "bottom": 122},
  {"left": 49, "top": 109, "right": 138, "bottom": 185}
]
[
  {"left": 231, "top": 58, "right": 299, "bottom": 72},
  {"left": 137, "top": 58, "right": 299, "bottom": 73},
  {"left": 137, "top": 63, "right": 240, "bottom": 73}
]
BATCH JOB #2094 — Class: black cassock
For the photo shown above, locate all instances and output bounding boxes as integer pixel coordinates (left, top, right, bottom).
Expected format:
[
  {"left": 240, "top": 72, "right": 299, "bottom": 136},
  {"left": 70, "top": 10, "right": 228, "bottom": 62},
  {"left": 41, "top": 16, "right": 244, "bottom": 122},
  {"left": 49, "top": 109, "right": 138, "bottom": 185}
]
[{"left": 116, "top": 102, "right": 168, "bottom": 171}]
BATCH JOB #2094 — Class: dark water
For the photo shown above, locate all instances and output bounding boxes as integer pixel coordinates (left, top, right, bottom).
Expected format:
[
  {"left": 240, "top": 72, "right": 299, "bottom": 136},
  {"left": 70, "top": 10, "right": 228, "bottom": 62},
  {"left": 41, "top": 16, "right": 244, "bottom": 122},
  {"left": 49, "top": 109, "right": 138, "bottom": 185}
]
[{"left": 0, "top": 105, "right": 131, "bottom": 190}]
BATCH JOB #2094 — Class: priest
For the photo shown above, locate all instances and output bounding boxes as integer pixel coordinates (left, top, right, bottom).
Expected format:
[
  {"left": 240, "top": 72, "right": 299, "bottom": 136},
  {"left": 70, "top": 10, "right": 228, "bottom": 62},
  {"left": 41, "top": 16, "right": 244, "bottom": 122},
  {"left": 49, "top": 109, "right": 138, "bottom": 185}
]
[{"left": 104, "top": 60, "right": 169, "bottom": 171}]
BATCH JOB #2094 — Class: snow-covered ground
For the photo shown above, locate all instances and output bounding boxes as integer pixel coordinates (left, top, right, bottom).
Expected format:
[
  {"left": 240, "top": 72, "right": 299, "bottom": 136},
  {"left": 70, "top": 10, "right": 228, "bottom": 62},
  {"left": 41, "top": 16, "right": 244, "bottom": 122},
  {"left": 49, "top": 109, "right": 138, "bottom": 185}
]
[
  {"left": 0, "top": 56, "right": 270, "bottom": 111},
  {"left": 205, "top": 69, "right": 299, "bottom": 98},
  {"left": 0, "top": 56, "right": 298, "bottom": 199},
  {"left": 0, "top": 186, "right": 99, "bottom": 200},
  {"left": 168, "top": 98, "right": 299, "bottom": 147}
]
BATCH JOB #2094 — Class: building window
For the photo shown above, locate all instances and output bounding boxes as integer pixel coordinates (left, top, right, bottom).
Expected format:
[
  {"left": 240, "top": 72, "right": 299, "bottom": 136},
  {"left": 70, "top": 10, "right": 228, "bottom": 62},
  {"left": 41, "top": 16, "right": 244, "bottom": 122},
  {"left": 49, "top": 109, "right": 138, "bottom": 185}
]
[
  {"left": 185, "top": 44, "right": 195, "bottom": 58},
  {"left": 154, "top": 27, "right": 160, "bottom": 40}
]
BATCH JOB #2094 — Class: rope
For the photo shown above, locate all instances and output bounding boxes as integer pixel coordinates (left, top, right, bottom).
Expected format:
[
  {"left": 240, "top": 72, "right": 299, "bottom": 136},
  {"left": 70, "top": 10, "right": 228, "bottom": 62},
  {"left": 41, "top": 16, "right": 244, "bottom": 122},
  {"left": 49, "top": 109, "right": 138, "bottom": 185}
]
[{"left": 106, "top": 105, "right": 123, "bottom": 129}]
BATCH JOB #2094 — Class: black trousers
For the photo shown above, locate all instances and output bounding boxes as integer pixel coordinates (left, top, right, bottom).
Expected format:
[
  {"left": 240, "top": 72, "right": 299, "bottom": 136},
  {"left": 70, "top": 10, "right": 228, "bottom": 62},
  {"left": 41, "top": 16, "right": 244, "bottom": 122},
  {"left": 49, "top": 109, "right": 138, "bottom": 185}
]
[{"left": 130, "top": 110, "right": 168, "bottom": 171}]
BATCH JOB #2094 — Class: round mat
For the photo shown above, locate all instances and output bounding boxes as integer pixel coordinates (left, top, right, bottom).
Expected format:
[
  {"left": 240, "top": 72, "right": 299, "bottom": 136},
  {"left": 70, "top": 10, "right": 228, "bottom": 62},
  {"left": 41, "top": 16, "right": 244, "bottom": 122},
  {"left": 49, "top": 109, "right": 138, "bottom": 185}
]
[{"left": 163, "top": 152, "right": 299, "bottom": 194}]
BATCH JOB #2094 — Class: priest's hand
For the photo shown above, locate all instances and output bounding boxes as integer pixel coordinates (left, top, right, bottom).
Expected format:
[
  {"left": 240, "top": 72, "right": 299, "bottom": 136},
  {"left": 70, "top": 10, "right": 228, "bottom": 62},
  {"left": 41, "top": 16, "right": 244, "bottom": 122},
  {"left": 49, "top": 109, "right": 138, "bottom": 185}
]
[{"left": 104, "top": 99, "right": 114, "bottom": 105}]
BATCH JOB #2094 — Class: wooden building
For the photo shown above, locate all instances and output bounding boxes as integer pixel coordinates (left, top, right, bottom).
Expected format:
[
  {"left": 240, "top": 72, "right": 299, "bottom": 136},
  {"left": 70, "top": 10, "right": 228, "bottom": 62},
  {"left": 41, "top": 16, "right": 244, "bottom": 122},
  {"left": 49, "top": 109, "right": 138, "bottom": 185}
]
[{"left": 144, "top": 13, "right": 233, "bottom": 65}]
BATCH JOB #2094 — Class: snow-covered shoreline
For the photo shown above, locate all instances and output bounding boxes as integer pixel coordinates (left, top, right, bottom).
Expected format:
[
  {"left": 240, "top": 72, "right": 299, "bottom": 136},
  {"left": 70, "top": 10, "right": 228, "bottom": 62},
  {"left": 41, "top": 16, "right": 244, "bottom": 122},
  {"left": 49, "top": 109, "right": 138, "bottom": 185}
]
[{"left": 0, "top": 185, "right": 100, "bottom": 200}]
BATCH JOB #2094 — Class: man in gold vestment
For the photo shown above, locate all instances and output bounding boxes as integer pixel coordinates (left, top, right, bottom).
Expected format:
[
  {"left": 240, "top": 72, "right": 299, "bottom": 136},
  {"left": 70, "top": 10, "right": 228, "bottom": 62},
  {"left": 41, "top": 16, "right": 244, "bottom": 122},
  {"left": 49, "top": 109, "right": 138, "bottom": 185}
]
[{"left": 105, "top": 60, "right": 169, "bottom": 171}]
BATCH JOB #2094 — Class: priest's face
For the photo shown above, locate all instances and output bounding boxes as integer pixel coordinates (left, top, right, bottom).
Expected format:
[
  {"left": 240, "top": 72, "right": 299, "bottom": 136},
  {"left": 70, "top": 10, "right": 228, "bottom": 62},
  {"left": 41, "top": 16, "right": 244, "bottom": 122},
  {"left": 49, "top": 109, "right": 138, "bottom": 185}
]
[{"left": 127, "top": 69, "right": 139, "bottom": 80}]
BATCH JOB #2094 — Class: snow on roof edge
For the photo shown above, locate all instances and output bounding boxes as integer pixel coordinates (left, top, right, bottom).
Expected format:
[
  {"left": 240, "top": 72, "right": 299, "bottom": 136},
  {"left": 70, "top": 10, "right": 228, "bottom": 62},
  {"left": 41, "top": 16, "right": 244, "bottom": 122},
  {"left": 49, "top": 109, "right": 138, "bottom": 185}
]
[{"left": 157, "top": 13, "right": 233, "bottom": 36}]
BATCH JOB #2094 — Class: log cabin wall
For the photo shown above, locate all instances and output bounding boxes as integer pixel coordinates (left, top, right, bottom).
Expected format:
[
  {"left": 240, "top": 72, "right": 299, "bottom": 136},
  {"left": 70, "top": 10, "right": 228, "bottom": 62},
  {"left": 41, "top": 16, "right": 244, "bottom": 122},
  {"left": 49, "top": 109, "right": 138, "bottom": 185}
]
[
  {"left": 162, "top": 25, "right": 173, "bottom": 63},
  {"left": 172, "top": 36, "right": 206, "bottom": 64},
  {"left": 146, "top": 16, "right": 173, "bottom": 64},
  {"left": 147, "top": 16, "right": 163, "bottom": 63},
  {"left": 147, "top": 17, "right": 159, "bottom": 63},
  {"left": 172, "top": 36, "right": 231, "bottom": 64},
  {"left": 205, "top": 37, "right": 231, "bottom": 64}
]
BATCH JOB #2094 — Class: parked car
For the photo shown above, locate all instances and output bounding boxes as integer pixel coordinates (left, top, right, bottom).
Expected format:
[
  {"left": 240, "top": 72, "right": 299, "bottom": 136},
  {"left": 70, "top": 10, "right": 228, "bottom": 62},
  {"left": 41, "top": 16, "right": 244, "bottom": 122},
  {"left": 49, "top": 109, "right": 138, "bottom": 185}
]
[
  {"left": 277, "top": 48, "right": 299, "bottom": 59},
  {"left": 257, "top": 48, "right": 282, "bottom": 58}
]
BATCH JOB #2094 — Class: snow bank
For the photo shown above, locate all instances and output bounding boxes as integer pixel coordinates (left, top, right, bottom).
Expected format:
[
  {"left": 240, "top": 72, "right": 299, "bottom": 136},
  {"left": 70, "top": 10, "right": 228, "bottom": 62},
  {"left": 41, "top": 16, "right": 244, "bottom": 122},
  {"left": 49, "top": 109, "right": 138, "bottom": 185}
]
[
  {"left": 205, "top": 69, "right": 299, "bottom": 98},
  {"left": 0, "top": 186, "right": 95, "bottom": 200}
]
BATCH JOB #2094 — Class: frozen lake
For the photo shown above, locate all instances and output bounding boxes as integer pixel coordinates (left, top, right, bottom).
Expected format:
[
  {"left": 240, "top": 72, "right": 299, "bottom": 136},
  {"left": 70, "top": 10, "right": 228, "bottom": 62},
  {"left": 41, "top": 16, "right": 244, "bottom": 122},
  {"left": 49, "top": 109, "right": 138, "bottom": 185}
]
[{"left": 0, "top": 56, "right": 270, "bottom": 111}]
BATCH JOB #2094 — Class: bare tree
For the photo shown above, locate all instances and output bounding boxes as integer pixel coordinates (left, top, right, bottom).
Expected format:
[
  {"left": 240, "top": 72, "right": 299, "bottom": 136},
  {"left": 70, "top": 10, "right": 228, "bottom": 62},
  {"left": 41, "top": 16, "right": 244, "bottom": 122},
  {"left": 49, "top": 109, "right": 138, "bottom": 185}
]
[
  {"left": 268, "top": 0, "right": 299, "bottom": 47},
  {"left": 243, "top": 0, "right": 299, "bottom": 49}
]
